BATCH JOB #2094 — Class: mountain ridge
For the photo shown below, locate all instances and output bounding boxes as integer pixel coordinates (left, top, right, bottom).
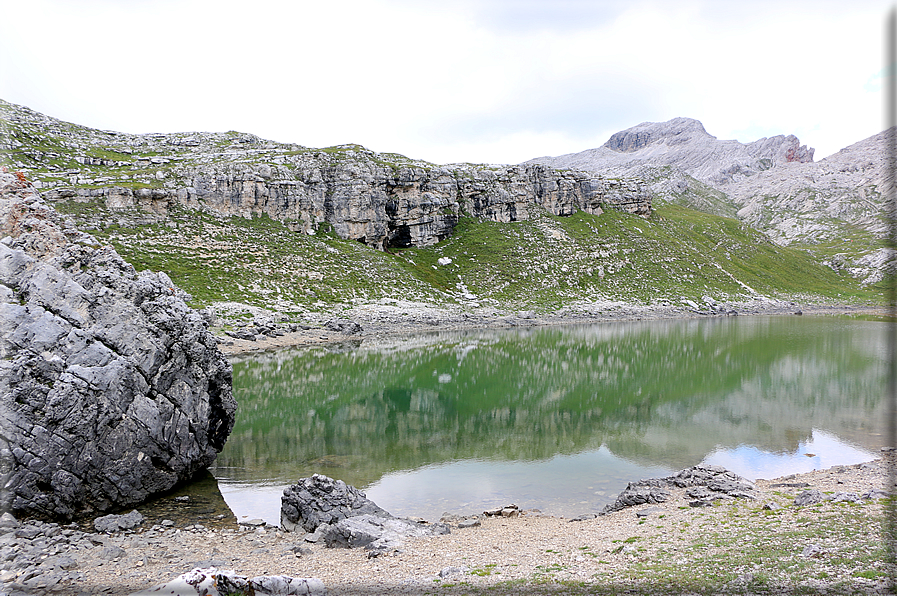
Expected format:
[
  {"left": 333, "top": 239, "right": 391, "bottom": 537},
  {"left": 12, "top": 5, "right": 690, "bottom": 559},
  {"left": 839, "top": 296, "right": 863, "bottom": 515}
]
[
  {"left": 0, "top": 98, "right": 650, "bottom": 251},
  {"left": 526, "top": 117, "right": 892, "bottom": 285},
  {"left": 0, "top": 99, "right": 883, "bottom": 322},
  {"left": 528, "top": 117, "right": 814, "bottom": 188}
]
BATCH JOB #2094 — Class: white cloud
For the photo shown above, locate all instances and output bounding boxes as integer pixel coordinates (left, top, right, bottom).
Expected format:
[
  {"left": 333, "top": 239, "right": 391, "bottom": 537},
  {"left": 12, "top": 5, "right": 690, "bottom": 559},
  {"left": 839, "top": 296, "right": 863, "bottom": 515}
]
[{"left": 0, "top": 0, "right": 893, "bottom": 163}]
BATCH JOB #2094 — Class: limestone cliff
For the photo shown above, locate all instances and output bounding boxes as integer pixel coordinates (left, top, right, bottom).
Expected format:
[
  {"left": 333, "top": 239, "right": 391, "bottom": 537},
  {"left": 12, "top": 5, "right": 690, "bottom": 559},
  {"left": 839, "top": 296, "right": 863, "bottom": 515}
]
[
  {"left": 0, "top": 172, "right": 236, "bottom": 520},
  {"left": 1, "top": 99, "right": 651, "bottom": 250},
  {"left": 44, "top": 161, "right": 649, "bottom": 250}
]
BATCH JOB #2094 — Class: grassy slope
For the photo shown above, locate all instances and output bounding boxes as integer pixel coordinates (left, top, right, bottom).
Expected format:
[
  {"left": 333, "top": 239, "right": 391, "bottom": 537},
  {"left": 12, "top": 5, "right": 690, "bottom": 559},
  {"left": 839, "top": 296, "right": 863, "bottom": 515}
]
[{"left": 58, "top": 197, "right": 879, "bottom": 316}]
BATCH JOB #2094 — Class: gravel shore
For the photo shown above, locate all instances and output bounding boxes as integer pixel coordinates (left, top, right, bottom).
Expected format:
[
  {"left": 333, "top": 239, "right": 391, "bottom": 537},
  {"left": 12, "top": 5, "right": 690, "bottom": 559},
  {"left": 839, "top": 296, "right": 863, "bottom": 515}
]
[
  {"left": 2, "top": 456, "right": 892, "bottom": 595},
  {"left": 214, "top": 299, "right": 888, "bottom": 357}
]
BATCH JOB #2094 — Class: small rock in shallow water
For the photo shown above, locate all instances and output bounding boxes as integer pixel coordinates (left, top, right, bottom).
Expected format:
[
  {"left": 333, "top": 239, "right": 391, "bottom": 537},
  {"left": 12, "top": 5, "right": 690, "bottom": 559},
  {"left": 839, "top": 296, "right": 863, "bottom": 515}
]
[
  {"left": 94, "top": 510, "right": 144, "bottom": 533},
  {"left": 240, "top": 518, "right": 266, "bottom": 527}
]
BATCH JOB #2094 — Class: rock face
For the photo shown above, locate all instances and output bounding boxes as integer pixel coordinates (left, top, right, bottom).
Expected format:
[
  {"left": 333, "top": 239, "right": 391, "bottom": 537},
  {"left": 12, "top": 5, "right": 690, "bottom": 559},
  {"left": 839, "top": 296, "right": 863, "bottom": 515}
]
[
  {"left": 0, "top": 99, "right": 651, "bottom": 251},
  {"left": 281, "top": 474, "right": 450, "bottom": 556},
  {"left": 0, "top": 172, "right": 236, "bottom": 520},
  {"left": 44, "top": 162, "right": 650, "bottom": 251}
]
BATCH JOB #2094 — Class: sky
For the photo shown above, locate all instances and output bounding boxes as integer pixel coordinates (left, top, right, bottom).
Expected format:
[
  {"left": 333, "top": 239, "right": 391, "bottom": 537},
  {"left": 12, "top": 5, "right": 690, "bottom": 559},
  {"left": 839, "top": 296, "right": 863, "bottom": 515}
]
[{"left": 0, "top": 0, "right": 893, "bottom": 165}]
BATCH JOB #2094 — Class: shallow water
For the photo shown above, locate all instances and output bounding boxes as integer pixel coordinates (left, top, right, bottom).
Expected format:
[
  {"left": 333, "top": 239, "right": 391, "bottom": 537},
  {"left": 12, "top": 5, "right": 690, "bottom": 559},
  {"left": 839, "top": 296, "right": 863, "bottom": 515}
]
[{"left": 203, "top": 315, "right": 887, "bottom": 525}]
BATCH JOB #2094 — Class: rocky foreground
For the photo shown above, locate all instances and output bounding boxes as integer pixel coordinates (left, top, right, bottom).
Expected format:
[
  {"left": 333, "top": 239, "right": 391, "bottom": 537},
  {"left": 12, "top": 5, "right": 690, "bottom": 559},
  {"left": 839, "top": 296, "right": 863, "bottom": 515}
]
[
  {"left": 0, "top": 172, "right": 236, "bottom": 520},
  {"left": 0, "top": 457, "right": 891, "bottom": 595}
]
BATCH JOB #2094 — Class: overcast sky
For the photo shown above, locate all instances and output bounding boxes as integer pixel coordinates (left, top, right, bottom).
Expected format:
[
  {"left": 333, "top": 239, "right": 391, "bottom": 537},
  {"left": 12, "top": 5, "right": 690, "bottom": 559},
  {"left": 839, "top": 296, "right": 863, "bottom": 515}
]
[{"left": 0, "top": 0, "right": 893, "bottom": 164}]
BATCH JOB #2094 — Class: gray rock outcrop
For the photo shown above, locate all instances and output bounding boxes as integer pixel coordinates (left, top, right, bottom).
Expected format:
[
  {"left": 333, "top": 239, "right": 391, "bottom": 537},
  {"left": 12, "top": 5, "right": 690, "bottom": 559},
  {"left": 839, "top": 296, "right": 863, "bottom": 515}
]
[
  {"left": 1, "top": 97, "right": 651, "bottom": 251},
  {"left": 280, "top": 474, "right": 389, "bottom": 534},
  {"left": 0, "top": 172, "right": 236, "bottom": 520},
  {"left": 281, "top": 474, "right": 450, "bottom": 556},
  {"left": 43, "top": 162, "right": 650, "bottom": 251},
  {"left": 601, "top": 463, "right": 757, "bottom": 514}
]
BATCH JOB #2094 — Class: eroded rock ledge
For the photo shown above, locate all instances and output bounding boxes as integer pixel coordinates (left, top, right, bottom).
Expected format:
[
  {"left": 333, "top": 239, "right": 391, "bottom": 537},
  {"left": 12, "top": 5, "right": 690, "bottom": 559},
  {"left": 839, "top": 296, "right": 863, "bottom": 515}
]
[
  {"left": 0, "top": 173, "right": 236, "bottom": 520},
  {"left": 45, "top": 160, "right": 650, "bottom": 250}
]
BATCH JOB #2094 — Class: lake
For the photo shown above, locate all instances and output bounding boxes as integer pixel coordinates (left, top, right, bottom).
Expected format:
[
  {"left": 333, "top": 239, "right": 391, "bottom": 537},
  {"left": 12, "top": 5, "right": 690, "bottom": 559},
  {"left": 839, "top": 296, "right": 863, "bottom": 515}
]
[{"left": 208, "top": 314, "right": 889, "bottom": 525}]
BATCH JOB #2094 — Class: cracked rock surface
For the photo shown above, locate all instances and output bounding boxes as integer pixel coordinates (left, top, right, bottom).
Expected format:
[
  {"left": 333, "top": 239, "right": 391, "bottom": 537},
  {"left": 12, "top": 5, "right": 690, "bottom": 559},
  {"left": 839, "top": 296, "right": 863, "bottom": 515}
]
[
  {"left": 281, "top": 474, "right": 450, "bottom": 556},
  {"left": 0, "top": 172, "right": 236, "bottom": 520},
  {"left": 600, "top": 463, "right": 758, "bottom": 514}
]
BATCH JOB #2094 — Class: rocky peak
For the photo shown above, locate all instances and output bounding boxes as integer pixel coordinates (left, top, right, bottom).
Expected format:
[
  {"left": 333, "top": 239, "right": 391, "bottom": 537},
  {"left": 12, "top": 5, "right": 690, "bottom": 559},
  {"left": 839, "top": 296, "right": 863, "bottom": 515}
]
[
  {"left": 603, "top": 117, "right": 711, "bottom": 153},
  {"left": 533, "top": 117, "right": 814, "bottom": 188},
  {"left": 744, "top": 134, "right": 814, "bottom": 165}
]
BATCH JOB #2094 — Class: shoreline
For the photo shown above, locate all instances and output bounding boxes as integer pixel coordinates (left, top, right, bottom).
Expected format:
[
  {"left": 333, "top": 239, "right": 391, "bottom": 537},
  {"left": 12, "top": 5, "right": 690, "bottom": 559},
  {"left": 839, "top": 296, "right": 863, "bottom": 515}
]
[
  {"left": 2, "top": 458, "right": 892, "bottom": 595},
  {"left": 2, "top": 300, "right": 885, "bottom": 593},
  {"left": 214, "top": 299, "right": 890, "bottom": 358}
]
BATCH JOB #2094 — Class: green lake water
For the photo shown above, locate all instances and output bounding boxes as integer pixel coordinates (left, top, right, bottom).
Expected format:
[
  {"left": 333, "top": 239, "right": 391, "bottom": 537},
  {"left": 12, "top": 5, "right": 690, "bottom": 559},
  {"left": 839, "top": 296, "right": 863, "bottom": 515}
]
[{"left": 208, "top": 315, "right": 889, "bottom": 524}]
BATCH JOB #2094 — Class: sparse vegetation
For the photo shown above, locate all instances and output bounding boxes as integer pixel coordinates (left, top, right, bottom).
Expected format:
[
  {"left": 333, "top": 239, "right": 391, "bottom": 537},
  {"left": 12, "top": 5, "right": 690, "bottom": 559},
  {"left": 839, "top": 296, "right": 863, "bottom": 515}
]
[{"left": 0, "top": 96, "right": 885, "bottom": 316}]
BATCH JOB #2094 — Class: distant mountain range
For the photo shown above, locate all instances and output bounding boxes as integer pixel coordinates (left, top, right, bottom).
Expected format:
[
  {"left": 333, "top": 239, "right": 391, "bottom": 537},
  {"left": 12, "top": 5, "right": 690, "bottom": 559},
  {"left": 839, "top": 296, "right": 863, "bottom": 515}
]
[{"left": 527, "top": 118, "right": 894, "bottom": 285}]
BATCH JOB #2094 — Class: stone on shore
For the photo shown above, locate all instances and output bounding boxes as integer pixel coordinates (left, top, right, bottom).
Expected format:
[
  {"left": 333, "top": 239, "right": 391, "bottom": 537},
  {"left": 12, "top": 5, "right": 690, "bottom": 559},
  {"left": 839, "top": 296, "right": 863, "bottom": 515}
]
[
  {"left": 794, "top": 489, "right": 826, "bottom": 507},
  {"left": 601, "top": 463, "right": 758, "bottom": 514},
  {"left": 280, "top": 474, "right": 450, "bottom": 556},
  {"left": 94, "top": 510, "right": 144, "bottom": 533},
  {"left": 280, "top": 474, "right": 389, "bottom": 533},
  {"left": 320, "top": 513, "right": 450, "bottom": 555},
  {"left": 0, "top": 173, "right": 236, "bottom": 520},
  {"left": 129, "top": 567, "right": 325, "bottom": 596}
]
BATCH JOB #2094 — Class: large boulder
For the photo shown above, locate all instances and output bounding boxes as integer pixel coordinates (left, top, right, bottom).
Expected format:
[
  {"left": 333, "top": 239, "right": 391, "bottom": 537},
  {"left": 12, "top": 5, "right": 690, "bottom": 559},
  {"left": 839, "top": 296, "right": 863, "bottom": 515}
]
[{"left": 0, "top": 172, "right": 236, "bottom": 520}]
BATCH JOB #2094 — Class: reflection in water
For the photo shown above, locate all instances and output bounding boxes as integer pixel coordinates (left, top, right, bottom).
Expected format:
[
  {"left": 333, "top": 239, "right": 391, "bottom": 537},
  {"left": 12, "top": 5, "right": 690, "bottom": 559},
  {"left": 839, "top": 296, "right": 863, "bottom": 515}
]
[
  {"left": 134, "top": 470, "right": 238, "bottom": 529},
  {"left": 211, "top": 316, "right": 887, "bottom": 523},
  {"left": 702, "top": 429, "right": 876, "bottom": 481}
]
